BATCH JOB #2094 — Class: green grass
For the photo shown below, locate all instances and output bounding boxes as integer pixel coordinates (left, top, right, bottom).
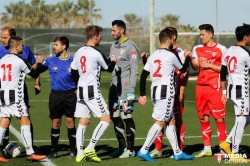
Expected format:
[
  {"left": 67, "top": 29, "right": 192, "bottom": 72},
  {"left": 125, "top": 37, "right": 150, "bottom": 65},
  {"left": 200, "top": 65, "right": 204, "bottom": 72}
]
[{"left": 5, "top": 71, "right": 250, "bottom": 166}]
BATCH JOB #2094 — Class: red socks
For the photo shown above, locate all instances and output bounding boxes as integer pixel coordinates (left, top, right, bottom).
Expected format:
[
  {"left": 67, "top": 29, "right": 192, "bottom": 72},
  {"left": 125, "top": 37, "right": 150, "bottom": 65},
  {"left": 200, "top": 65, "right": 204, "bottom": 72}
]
[{"left": 200, "top": 121, "right": 212, "bottom": 146}]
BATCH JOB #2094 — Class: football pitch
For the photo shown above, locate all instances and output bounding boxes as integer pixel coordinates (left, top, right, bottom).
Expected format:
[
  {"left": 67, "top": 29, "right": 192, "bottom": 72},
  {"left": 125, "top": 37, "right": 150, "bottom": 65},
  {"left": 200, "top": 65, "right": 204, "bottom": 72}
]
[{"left": 5, "top": 71, "right": 250, "bottom": 166}]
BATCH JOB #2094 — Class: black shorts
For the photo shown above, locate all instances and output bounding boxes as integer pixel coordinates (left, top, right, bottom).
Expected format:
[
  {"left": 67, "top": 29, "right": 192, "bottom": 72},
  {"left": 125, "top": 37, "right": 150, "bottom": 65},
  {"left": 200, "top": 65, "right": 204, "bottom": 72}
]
[{"left": 49, "top": 90, "right": 77, "bottom": 119}]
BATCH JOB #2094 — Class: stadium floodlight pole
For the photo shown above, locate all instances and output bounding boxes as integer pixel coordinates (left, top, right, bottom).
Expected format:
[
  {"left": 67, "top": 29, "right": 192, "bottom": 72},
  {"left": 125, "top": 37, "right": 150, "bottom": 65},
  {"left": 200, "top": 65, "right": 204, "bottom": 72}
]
[
  {"left": 22, "top": 0, "right": 26, "bottom": 40},
  {"left": 150, "top": 0, "right": 156, "bottom": 54},
  {"left": 216, "top": 0, "right": 218, "bottom": 32}
]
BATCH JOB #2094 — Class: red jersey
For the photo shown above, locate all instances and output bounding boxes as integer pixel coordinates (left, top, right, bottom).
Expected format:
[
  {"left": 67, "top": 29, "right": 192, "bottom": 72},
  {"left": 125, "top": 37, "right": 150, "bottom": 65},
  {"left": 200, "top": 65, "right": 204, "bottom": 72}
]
[{"left": 192, "top": 43, "right": 227, "bottom": 88}]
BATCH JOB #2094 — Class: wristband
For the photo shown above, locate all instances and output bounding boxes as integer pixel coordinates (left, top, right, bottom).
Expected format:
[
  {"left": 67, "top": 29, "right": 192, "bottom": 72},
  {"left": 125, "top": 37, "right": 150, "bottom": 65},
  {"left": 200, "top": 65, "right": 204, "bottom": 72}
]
[{"left": 222, "top": 89, "right": 226, "bottom": 95}]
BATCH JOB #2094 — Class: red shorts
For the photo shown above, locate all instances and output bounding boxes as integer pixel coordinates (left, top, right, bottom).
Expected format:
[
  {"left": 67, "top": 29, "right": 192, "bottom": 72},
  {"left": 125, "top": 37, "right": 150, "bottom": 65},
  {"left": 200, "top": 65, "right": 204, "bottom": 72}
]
[{"left": 196, "top": 85, "right": 226, "bottom": 119}]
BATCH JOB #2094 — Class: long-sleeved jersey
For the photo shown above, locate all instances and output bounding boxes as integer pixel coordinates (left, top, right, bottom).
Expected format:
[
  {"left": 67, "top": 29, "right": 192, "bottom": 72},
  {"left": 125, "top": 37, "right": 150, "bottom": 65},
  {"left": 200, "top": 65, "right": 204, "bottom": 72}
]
[{"left": 109, "top": 38, "right": 139, "bottom": 99}]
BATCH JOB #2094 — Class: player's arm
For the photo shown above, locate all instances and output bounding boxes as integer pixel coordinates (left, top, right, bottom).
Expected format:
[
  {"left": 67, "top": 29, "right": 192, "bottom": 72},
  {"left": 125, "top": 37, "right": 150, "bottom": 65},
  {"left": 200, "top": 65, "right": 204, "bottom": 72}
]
[
  {"left": 139, "top": 69, "right": 149, "bottom": 105},
  {"left": 129, "top": 45, "right": 139, "bottom": 93},
  {"left": 190, "top": 48, "right": 199, "bottom": 71},
  {"left": 179, "top": 70, "right": 189, "bottom": 102},
  {"left": 70, "top": 68, "right": 79, "bottom": 82},
  {"left": 141, "top": 51, "right": 149, "bottom": 65},
  {"left": 199, "top": 61, "right": 221, "bottom": 72},
  {"left": 220, "top": 64, "right": 228, "bottom": 104}
]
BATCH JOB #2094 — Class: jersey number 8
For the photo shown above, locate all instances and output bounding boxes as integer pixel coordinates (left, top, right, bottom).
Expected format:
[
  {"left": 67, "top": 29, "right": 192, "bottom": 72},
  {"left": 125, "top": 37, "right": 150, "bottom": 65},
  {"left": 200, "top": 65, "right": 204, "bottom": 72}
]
[{"left": 80, "top": 56, "right": 87, "bottom": 73}]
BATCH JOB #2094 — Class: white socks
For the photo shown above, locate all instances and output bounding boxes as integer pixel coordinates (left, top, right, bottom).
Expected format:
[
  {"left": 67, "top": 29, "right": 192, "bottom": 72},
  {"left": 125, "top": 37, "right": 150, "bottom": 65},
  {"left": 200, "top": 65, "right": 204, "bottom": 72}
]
[
  {"left": 76, "top": 124, "right": 87, "bottom": 158},
  {"left": 86, "top": 121, "right": 109, "bottom": 151},
  {"left": 21, "top": 125, "right": 34, "bottom": 155},
  {"left": 140, "top": 123, "right": 162, "bottom": 154},
  {"left": 166, "top": 124, "right": 182, "bottom": 155}
]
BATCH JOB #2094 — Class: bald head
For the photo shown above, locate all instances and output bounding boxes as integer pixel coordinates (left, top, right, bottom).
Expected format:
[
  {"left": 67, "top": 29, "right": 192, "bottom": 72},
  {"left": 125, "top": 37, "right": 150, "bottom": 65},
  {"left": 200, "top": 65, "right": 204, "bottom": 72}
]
[{"left": 1, "top": 27, "right": 16, "bottom": 46}]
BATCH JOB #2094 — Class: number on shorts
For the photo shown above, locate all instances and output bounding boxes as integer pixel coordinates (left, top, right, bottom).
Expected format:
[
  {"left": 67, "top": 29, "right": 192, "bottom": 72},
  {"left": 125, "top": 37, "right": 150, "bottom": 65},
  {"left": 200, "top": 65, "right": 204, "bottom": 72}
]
[
  {"left": 1, "top": 64, "right": 12, "bottom": 81},
  {"left": 153, "top": 59, "right": 162, "bottom": 77}
]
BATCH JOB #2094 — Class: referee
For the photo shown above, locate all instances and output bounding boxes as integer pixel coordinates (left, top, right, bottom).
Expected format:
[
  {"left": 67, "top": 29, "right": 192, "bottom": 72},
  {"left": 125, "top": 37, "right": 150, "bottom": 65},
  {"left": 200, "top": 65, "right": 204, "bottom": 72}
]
[{"left": 36, "top": 36, "right": 77, "bottom": 158}]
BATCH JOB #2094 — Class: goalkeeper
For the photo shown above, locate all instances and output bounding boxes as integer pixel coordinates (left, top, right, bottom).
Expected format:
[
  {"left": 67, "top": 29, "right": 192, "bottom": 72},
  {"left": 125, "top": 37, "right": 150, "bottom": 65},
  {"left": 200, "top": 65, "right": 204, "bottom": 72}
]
[{"left": 108, "top": 20, "right": 139, "bottom": 158}]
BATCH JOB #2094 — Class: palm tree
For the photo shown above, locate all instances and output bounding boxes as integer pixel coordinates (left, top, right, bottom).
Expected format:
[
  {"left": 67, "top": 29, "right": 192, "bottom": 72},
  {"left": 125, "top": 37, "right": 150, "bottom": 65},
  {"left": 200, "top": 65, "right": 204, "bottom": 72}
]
[{"left": 159, "top": 14, "right": 180, "bottom": 29}]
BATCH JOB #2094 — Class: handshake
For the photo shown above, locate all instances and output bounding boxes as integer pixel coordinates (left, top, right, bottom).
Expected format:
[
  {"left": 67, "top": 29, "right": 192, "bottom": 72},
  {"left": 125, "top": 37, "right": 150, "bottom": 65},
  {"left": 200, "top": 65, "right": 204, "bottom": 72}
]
[{"left": 118, "top": 93, "right": 138, "bottom": 114}]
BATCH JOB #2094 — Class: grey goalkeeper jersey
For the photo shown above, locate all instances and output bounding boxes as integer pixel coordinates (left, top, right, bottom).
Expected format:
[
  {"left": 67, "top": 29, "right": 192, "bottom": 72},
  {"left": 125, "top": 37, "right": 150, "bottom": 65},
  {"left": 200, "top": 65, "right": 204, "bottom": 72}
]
[{"left": 109, "top": 38, "right": 139, "bottom": 99}]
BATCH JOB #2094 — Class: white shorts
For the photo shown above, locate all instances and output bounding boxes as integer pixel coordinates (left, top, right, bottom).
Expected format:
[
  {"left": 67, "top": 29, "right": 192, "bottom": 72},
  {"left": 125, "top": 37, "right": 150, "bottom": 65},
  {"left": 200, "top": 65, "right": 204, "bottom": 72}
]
[
  {"left": 152, "top": 98, "right": 174, "bottom": 122},
  {"left": 232, "top": 97, "right": 250, "bottom": 116},
  {"left": 0, "top": 101, "right": 28, "bottom": 118},
  {"left": 74, "top": 94, "right": 109, "bottom": 118}
]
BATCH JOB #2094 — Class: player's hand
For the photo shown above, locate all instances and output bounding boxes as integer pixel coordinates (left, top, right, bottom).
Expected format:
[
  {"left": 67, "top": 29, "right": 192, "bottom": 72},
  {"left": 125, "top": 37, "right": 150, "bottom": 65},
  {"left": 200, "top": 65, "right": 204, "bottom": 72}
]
[
  {"left": 36, "top": 55, "right": 44, "bottom": 64},
  {"left": 221, "top": 94, "right": 227, "bottom": 104},
  {"left": 111, "top": 55, "right": 118, "bottom": 62},
  {"left": 140, "top": 52, "right": 149, "bottom": 58},
  {"left": 139, "top": 96, "right": 147, "bottom": 106},
  {"left": 184, "top": 50, "right": 192, "bottom": 57},
  {"left": 200, "top": 61, "right": 210, "bottom": 69},
  {"left": 35, "top": 85, "right": 41, "bottom": 95}
]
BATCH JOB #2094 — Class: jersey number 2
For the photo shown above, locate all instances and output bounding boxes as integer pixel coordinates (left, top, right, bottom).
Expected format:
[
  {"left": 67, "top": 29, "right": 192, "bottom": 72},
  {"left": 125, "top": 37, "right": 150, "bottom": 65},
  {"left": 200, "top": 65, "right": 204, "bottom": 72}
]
[
  {"left": 80, "top": 56, "right": 87, "bottom": 73},
  {"left": 153, "top": 59, "right": 162, "bottom": 77},
  {"left": 1, "top": 64, "right": 12, "bottom": 81}
]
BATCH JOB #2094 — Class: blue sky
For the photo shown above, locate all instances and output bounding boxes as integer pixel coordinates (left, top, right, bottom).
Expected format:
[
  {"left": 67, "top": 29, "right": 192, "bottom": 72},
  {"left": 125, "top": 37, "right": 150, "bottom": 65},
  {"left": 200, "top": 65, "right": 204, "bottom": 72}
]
[{"left": 0, "top": 0, "right": 249, "bottom": 32}]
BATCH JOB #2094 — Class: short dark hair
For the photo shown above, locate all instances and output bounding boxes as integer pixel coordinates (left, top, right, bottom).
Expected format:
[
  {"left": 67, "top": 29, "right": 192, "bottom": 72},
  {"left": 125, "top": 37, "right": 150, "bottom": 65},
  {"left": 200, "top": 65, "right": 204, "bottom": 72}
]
[
  {"left": 159, "top": 28, "right": 173, "bottom": 44},
  {"left": 54, "top": 36, "right": 69, "bottom": 50},
  {"left": 235, "top": 23, "right": 250, "bottom": 42},
  {"left": 199, "top": 24, "right": 214, "bottom": 35},
  {"left": 112, "top": 20, "right": 126, "bottom": 33},
  {"left": 86, "top": 25, "right": 103, "bottom": 40},
  {"left": 166, "top": 27, "right": 178, "bottom": 40},
  {"left": 2, "top": 26, "right": 16, "bottom": 37},
  {"left": 8, "top": 36, "right": 22, "bottom": 49}
]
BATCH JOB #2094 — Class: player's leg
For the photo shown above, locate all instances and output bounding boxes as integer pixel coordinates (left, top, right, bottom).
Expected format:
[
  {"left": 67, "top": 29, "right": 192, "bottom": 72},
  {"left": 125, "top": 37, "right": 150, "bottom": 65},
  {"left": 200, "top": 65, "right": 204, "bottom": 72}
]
[
  {"left": 23, "top": 82, "right": 34, "bottom": 145},
  {"left": 119, "top": 112, "right": 136, "bottom": 158},
  {"left": 109, "top": 85, "right": 126, "bottom": 157},
  {"left": 49, "top": 118, "right": 61, "bottom": 158},
  {"left": 138, "top": 120, "right": 164, "bottom": 162},
  {"left": 48, "top": 91, "right": 64, "bottom": 158},
  {"left": 66, "top": 117, "right": 76, "bottom": 158},
  {"left": 74, "top": 101, "right": 90, "bottom": 162},
  {"left": 64, "top": 91, "right": 77, "bottom": 158},
  {"left": 209, "top": 88, "right": 227, "bottom": 147},
  {"left": 20, "top": 115, "right": 47, "bottom": 161},
  {"left": 195, "top": 85, "right": 212, "bottom": 157},
  {"left": 83, "top": 95, "right": 110, "bottom": 162},
  {"left": 150, "top": 128, "right": 164, "bottom": 158},
  {"left": 0, "top": 117, "right": 10, "bottom": 162}
]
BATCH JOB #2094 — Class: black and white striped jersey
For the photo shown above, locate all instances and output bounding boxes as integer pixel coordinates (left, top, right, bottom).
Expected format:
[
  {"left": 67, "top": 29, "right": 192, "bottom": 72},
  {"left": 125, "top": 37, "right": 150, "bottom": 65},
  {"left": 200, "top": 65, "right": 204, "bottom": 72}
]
[{"left": 0, "top": 54, "right": 30, "bottom": 105}]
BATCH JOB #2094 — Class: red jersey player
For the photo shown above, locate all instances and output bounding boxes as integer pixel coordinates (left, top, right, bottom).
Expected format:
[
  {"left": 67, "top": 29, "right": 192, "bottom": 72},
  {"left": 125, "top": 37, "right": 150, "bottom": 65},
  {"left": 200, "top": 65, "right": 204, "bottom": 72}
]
[{"left": 190, "top": 24, "right": 227, "bottom": 157}]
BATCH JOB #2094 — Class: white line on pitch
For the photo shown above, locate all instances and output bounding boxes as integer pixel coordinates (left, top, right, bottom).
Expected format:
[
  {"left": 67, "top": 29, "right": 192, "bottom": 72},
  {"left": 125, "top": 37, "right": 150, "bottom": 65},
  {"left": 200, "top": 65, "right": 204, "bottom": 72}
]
[
  {"left": 9, "top": 125, "right": 57, "bottom": 166},
  {"left": 26, "top": 134, "right": 249, "bottom": 143}
]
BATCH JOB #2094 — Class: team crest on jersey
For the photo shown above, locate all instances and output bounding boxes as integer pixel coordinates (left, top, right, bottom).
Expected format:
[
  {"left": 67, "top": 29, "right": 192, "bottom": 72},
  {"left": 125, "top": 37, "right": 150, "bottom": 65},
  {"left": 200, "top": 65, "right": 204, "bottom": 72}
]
[
  {"left": 53, "top": 66, "right": 58, "bottom": 70},
  {"left": 212, "top": 52, "right": 217, "bottom": 57},
  {"left": 131, "top": 51, "right": 137, "bottom": 59},
  {"left": 120, "top": 49, "right": 125, "bottom": 55}
]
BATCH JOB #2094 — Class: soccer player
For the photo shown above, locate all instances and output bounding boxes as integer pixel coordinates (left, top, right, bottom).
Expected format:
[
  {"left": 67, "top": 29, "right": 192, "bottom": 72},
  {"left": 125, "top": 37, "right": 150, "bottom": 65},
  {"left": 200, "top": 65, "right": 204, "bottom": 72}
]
[
  {"left": 34, "top": 36, "right": 77, "bottom": 158},
  {"left": 0, "top": 27, "right": 40, "bottom": 150},
  {"left": 0, "top": 36, "right": 47, "bottom": 162},
  {"left": 149, "top": 27, "right": 189, "bottom": 158},
  {"left": 219, "top": 23, "right": 250, "bottom": 155},
  {"left": 71, "top": 25, "right": 117, "bottom": 163},
  {"left": 137, "top": 28, "right": 194, "bottom": 162},
  {"left": 190, "top": 24, "right": 227, "bottom": 157},
  {"left": 109, "top": 20, "right": 139, "bottom": 158}
]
